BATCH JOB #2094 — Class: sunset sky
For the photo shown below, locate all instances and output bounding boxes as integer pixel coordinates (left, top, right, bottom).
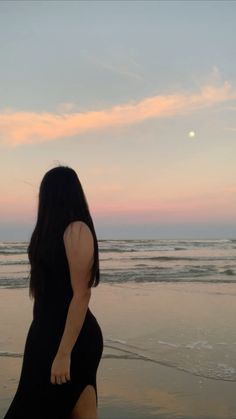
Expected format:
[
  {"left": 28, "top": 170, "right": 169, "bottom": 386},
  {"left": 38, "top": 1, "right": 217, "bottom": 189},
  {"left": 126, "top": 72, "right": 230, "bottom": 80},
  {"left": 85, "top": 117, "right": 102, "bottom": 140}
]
[{"left": 0, "top": 1, "right": 236, "bottom": 240}]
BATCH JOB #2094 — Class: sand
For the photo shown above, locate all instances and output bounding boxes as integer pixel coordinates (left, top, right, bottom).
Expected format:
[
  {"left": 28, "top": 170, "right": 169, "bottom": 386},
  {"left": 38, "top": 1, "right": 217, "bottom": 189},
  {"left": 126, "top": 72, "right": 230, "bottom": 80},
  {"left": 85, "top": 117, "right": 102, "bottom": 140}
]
[{"left": 1, "top": 282, "right": 236, "bottom": 419}]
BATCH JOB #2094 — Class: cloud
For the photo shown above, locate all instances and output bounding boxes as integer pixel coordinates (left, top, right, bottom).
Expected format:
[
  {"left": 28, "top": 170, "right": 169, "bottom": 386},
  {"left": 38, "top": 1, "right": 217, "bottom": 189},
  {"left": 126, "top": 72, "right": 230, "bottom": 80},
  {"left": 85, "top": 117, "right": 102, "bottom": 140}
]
[
  {"left": 1, "top": 81, "right": 236, "bottom": 147},
  {"left": 80, "top": 49, "right": 145, "bottom": 81},
  {"left": 224, "top": 127, "right": 236, "bottom": 131},
  {"left": 223, "top": 185, "right": 236, "bottom": 193}
]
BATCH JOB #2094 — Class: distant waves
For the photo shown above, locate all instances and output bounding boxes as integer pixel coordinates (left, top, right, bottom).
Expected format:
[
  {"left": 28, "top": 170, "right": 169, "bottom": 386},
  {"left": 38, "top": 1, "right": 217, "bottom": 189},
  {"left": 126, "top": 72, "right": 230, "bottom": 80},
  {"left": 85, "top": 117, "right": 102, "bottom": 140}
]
[{"left": 0, "top": 239, "right": 236, "bottom": 288}]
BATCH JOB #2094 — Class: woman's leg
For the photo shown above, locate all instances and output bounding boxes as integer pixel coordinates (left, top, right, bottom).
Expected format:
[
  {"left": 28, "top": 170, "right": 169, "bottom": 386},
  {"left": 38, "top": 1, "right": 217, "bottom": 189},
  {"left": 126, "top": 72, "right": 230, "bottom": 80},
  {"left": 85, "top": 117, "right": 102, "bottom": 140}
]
[{"left": 70, "top": 385, "right": 98, "bottom": 419}]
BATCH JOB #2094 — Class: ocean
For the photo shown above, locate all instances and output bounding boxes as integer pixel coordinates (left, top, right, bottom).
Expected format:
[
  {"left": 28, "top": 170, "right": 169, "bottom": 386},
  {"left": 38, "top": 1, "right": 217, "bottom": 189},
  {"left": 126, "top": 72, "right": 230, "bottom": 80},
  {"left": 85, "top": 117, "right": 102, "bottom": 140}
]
[
  {"left": 0, "top": 239, "right": 236, "bottom": 289},
  {"left": 1, "top": 238, "right": 236, "bottom": 392}
]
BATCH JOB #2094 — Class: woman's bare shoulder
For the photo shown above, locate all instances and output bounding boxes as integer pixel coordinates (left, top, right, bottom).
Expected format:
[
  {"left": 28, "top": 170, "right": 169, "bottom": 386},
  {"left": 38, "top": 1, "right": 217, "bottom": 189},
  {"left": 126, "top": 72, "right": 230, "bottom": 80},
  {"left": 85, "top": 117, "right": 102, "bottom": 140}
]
[
  {"left": 62, "top": 221, "right": 94, "bottom": 293},
  {"left": 63, "top": 220, "right": 93, "bottom": 243}
]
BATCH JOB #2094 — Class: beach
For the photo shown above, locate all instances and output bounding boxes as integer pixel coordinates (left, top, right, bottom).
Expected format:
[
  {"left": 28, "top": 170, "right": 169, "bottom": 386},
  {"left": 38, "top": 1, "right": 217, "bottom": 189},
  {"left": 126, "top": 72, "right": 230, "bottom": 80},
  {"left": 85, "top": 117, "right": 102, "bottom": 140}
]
[
  {"left": 1, "top": 0, "right": 236, "bottom": 415},
  {"left": 1, "top": 281, "right": 236, "bottom": 419}
]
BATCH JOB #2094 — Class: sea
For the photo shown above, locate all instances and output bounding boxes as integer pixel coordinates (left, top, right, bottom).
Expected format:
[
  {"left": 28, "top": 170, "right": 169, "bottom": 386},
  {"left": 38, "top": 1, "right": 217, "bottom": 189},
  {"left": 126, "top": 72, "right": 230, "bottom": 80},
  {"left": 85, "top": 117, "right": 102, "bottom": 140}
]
[
  {"left": 1, "top": 239, "right": 236, "bottom": 386},
  {"left": 0, "top": 238, "right": 236, "bottom": 288}
]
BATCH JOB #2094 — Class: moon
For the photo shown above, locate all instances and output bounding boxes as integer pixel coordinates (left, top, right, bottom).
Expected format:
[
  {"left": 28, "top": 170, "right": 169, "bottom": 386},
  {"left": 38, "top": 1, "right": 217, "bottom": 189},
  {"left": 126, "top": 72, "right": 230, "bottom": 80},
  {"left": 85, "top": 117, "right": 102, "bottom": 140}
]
[{"left": 188, "top": 131, "right": 196, "bottom": 138}]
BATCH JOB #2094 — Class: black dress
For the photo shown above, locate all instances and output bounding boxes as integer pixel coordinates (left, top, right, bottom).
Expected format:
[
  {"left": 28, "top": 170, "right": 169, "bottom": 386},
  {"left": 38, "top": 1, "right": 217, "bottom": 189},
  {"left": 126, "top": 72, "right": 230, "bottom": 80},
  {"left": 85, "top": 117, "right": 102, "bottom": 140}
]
[{"left": 3, "top": 232, "right": 104, "bottom": 419}]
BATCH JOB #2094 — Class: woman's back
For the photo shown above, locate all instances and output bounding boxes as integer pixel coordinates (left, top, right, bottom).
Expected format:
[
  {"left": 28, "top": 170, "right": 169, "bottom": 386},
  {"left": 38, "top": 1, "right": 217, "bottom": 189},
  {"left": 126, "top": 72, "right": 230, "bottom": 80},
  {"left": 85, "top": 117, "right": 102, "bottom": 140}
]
[{"left": 4, "top": 222, "right": 103, "bottom": 419}]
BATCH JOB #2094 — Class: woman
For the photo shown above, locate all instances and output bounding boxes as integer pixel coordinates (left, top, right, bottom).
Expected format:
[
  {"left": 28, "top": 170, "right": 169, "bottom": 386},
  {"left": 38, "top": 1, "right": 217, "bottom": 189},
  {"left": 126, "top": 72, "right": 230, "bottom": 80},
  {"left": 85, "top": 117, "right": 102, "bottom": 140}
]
[{"left": 4, "top": 165, "right": 104, "bottom": 419}]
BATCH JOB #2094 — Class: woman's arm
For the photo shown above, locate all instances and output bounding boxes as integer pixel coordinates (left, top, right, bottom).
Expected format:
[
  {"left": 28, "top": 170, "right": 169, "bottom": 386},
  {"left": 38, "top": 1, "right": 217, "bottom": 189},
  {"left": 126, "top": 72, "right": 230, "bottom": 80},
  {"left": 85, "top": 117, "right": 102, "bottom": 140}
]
[{"left": 50, "top": 220, "right": 94, "bottom": 385}]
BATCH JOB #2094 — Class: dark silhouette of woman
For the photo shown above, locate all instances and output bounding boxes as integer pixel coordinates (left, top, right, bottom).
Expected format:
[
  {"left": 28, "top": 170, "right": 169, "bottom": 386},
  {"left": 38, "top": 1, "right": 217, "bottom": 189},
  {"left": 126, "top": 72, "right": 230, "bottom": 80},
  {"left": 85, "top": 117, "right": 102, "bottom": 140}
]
[{"left": 3, "top": 165, "right": 104, "bottom": 419}]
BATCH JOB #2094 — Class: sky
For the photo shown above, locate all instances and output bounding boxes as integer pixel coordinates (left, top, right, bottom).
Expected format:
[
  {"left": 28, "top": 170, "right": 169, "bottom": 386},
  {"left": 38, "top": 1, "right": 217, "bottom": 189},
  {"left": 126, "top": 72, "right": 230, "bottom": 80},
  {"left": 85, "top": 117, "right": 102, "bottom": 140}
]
[{"left": 0, "top": 0, "right": 236, "bottom": 240}]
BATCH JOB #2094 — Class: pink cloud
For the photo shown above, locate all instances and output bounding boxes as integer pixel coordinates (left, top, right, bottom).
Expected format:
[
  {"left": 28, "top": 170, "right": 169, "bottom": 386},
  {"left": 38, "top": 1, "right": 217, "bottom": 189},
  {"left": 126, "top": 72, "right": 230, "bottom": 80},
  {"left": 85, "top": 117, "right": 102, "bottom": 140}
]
[
  {"left": 0, "top": 81, "right": 236, "bottom": 147},
  {"left": 1, "top": 185, "right": 235, "bottom": 224}
]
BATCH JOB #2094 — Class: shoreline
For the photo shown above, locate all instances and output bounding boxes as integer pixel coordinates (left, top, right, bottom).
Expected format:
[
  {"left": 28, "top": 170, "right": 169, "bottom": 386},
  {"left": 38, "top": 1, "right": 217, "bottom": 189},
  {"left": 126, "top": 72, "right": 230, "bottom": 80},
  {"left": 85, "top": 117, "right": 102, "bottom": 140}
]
[
  {"left": 1, "top": 355, "right": 236, "bottom": 419},
  {"left": 1, "top": 282, "right": 236, "bottom": 418}
]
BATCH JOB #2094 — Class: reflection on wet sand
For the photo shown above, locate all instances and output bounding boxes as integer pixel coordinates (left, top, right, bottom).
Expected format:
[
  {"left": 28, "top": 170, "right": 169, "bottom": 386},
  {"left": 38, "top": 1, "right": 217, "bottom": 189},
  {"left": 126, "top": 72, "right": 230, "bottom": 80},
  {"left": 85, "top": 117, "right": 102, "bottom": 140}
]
[
  {"left": 98, "top": 357, "right": 236, "bottom": 419},
  {"left": 1, "top": 283, "right": 236, "bottom": 418}
]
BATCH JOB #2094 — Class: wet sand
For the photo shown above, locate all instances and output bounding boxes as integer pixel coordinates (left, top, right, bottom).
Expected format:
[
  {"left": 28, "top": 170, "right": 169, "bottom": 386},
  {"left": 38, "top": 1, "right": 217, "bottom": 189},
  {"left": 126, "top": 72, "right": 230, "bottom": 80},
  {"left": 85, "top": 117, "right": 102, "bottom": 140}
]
[{"left": 1, "top": 282, "right": 236, "bottom": 418}]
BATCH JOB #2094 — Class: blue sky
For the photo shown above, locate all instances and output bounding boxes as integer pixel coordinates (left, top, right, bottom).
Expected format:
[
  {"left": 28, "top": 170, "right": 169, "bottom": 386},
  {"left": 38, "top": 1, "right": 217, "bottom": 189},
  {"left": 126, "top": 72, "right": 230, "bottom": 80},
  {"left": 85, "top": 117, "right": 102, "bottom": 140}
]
[{"left": 0, "top": 1, "right": 236, "bottom": 240}]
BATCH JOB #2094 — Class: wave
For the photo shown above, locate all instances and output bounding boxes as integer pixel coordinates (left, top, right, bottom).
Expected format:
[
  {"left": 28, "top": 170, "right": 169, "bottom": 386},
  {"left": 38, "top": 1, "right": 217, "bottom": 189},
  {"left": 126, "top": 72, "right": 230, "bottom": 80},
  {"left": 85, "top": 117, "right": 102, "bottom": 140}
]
[
  {"left": 131, "top": 256, "right": 235, "bottom": 261},
  {"left": 98, "top": 239, "right": 235, "bottom": 253},
  {"left": 0, "top": 260, "right": 29, "bottom": 266},
  {"left": 99, "top": 247, "right": 137, "bottom": 253},
  {"left": 103, "top": 339, "right": 236, "bottom": 382},
  {"left": 0, "top": 250, "right": 27, "bottom": 255},
  {"left": 222, "top": 269, "right": 236, "bottom": 276},
  {"left": 0, "top": 242, "right": 28, "bottom": 245},
  {"left": 0, "top": 351, "right": 23, "bottom": 358},
  {"left": 0, "top": 277, "right": 29, "bottom": 288},
  {"left": 1, "top": 239, "right": 235, "bottom": 257},
  {"left": 1, "top": 339, "right": 236, "bottom": 382},
  {"left": 1, "top": 239, "right": 235, "bottom": 288},
  {"left": 1, "top": 271, "right": 236, "bottom": 289}
]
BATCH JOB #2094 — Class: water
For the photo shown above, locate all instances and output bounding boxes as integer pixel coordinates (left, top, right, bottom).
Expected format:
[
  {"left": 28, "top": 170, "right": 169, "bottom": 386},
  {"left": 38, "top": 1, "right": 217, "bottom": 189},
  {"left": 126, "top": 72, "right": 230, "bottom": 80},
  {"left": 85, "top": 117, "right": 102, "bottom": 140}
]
[
  {"left": 0, "top": 239, "right": 235, "bottom": 288},
  {"left": 1, "top": 239, "right": 236, "bottom": 384}
]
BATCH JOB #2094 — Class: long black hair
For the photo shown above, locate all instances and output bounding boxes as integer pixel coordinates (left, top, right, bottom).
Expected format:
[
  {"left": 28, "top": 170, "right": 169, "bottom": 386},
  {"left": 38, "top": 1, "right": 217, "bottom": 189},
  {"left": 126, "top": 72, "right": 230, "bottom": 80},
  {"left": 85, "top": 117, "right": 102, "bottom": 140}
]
[{"left": 27, "top": 165, "right": 100, "bottom": 299}]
